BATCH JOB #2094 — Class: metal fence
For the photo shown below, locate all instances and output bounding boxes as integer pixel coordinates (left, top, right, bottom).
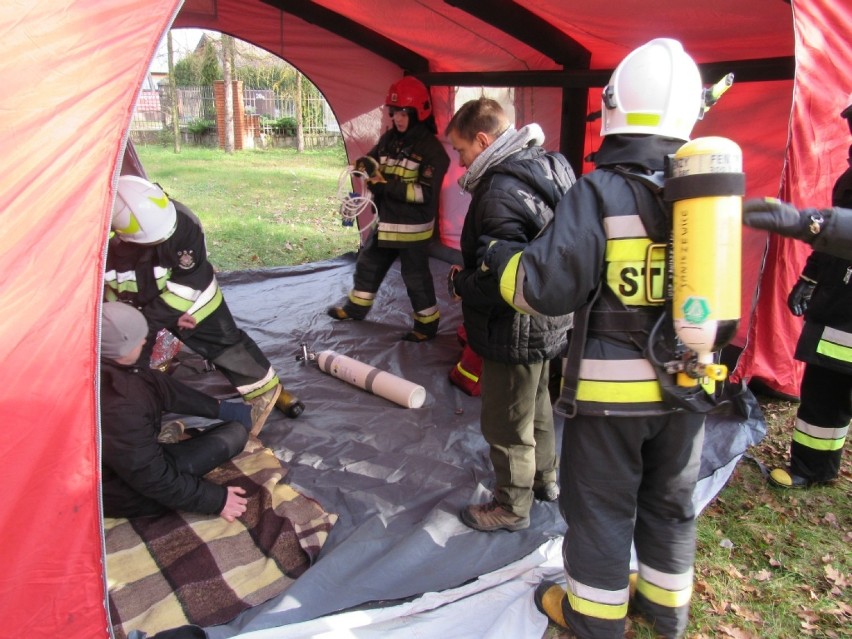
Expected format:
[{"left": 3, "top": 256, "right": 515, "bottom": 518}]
[{"left": 130, "top": 85, "right": 338, "bottom": 135}]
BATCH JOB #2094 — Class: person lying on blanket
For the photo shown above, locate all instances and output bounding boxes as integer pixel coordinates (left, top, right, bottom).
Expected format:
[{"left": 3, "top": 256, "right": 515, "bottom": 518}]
[{"left": 100, "top": 301, "right": 253, "bottom": 521}]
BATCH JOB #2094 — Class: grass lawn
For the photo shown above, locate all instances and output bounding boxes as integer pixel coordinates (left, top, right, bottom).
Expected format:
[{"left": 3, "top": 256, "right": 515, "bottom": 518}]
[
  {"left": 134, "top": 143, "right": 360, "bottom": 271},
  {"left": 133, "top": 142, "right": 850, "bottom": 638}
]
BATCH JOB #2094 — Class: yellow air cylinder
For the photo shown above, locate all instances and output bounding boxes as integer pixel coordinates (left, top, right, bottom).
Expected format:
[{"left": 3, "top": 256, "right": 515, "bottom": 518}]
[{"left": 665, "top": 136, "right": 745, "bottom": 387}]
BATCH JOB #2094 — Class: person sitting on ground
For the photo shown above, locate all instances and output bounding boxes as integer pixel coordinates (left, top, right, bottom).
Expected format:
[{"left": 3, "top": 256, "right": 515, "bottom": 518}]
[
  {"left": 100, "top": 301, "right": 253, "bottom": 521},
  {"left": 445, "top": 97, "right": 575, "bottom": 533},
  {"left": 106, "top": 175, "right": 284, "bottom": 434},
  {"left": 327, "top": 76, "right": 450, "bottom": 342}
]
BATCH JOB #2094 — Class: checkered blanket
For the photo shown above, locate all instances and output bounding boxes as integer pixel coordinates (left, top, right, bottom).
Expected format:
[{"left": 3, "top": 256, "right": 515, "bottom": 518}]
[{"left": 104, "top": 438, "right": 337, "bottom": 639}]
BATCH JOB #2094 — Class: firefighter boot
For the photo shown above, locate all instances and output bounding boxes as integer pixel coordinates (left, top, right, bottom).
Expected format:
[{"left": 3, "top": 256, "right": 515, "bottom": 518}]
[
  {"left": 275, "top": 387, "right": 305, "bottom": 418},
  {"left": 533, "top": 581, "right": 579, "bottom": 636},
  {"left": 327, "top": 300, "right": 369, "bottom": 321},
  {"left": 768, "top": 467, "right": 815, "bottom": 489},
  {"left": 402, "top": 315, "right": 439, "bottom": 342},
  {"left": 248, "top": 384, "right": 282, "bottom": 436}
]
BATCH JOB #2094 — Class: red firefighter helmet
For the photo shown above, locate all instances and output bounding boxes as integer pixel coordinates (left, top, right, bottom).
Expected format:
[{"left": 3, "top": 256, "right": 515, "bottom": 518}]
[{"left": 385, "top": 76, "right": 432, "bottom": 121}]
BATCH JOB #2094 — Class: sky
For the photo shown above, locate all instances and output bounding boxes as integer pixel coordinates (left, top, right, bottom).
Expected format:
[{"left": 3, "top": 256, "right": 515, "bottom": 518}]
[{"left": 149, "top": 28, "right": 211, "bottom": 73}]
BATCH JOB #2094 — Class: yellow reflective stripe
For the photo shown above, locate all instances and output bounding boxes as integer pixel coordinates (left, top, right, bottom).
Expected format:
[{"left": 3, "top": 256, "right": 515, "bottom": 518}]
[
  {"left": 577, "top": 379, "right": 663, "bottom": 403},
  {"left": 405, "top": 182, "right": 425, "bottom": 203},
  {"left": 626, "top": 113, "right": 661, "bottom": 127},
  {"left": 603, "top": 214, "right": 646, "bottom": 238},
  {"left": 816, "top": 339, "right": 852, "bottom": 363},
  {"left": 349, "top": 291, "right": 375, "bottom": 307},
  {"left": 498, "top": 252, "right": 530, "bottom": 314},
  {"left": 104, "top": 288, "right": 118, "bottom": 302},
  {"left": 566, "top": 591, "right": 628, "bottom": 621},
  {"left": 606, "top": 237, "right": 651, "bottom": 262},
  {"left": 160, "top": 290, "right": 193, "bottom": 311},
  {"left": 191, "top": 286, "right": 223, "bottom": 323},
  {"left": 793, "top": 431, "right": 847, "bottom": 451},
  {"left": 378, "top": 221, "right": 434, "bottom": 234},
  {"left": 238, "top": 367, "right": 279, "bottom": 399},
  {"left": 117, "top": 212, "right": 142, "bottom": 236},
  {"left": 160, "top": 279, "right": 223, "bottom": 321},
  {"left": 377, "top": 220, "right": 434, "bottom": 243},
  {"left": 793, "top": 418, "right": 848, "bottom": 451},
  {"left": 378, "top": 229, "right": 433, "bottom": 242},
  {"left": 455, "top": 362, "right": 479, "bottom": 383},
  {"left": 414, "top": 306, "right": 440, "bottom": 323},
  {"left": 636, "top": 576, "right": 692, "bottom": 609}
]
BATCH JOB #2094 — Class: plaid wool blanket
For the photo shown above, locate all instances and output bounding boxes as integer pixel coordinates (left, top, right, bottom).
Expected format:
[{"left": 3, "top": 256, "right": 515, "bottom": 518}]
[{"left": 104, "top": 438, "right": 337, "bottom": 639}]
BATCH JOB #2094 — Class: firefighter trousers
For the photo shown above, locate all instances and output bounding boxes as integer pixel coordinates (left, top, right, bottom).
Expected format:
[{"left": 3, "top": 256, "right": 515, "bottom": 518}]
[
  {"left": 351, "top": 232, "right": 437, "bottom": 317},
  {"left": 792, "top": 362, "right": 852, "bottom": 482},
  {"left": 558, "top": 411, "right": 704, "bottom": 639},
  {"left": 140, "top": 301, "right": 278, "bottom": 399}
]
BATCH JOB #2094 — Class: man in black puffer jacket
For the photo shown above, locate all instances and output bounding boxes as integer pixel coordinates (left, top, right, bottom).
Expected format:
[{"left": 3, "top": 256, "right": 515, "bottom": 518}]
[{"left": 446, "top": 97, "right": 575, "bottom": 532}]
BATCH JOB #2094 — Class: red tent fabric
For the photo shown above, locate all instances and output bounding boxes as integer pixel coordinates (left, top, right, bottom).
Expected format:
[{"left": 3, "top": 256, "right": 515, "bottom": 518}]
[
  {"left": 0, "top": 1, "right": 848, "bottom": 636},
  {"left": 734, "top": 1, "right": 852, "bottom": 396}
]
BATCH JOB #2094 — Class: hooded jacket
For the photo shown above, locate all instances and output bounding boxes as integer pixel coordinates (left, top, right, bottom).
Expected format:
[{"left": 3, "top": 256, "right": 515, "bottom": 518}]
[{"left": 454, "top": 145, "right": 575, "bottom": 363}]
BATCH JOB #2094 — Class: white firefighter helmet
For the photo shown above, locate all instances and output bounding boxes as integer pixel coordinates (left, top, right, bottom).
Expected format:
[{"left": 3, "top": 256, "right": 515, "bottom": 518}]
[
  {"left": 601, "top": 38, "right": 703, "bottom": 141},
  {"left": 112, "top": 175, "right": 177, "bottom": 244}
]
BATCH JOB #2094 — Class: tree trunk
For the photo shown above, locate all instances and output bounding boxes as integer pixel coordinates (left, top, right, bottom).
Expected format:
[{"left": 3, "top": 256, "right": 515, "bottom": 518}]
[
  {"left": 167, "top": 31, "right": 180, "bottom": 153},
  {"left": 296, "top": 73, "right": 305, "bottom": 152},
  {"left": 221, "top": 35, "right": 235, "bottom": 154}
]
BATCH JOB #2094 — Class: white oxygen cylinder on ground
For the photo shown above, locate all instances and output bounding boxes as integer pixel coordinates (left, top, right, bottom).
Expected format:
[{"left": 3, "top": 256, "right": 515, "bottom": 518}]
[{"left": 316, "top": 350, "right": 426, "bottom": 408}]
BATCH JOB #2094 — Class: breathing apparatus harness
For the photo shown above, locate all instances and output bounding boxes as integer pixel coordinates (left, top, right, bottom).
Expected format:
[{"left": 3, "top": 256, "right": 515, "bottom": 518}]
[{"left": 555, "top": 163, "right": 734, "bottom": 418}]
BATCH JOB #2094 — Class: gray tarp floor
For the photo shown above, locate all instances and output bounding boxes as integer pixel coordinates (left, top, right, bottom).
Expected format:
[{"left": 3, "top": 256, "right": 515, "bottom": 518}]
[{"left": 166, "top": 253, "right": 765, "bottom": 638}]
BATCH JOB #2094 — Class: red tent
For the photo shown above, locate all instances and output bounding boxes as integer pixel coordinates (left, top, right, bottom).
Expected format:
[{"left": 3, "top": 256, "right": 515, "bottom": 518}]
[{"left": 1, "top": 1, "right": 849, "bottom": 636}]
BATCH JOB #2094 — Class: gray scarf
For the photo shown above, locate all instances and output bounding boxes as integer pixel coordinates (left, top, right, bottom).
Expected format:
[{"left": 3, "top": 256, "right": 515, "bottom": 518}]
[{"left": 458, "top": 123, "right": 545, "bottom": 193}]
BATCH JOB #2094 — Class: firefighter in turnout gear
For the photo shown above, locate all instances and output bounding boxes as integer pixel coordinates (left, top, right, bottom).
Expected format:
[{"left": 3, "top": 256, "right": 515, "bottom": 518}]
[
  {"left": 768, "top": 92, "right": 852, "bottom": 489},
  {"left": 328, "top": 76, "right": 450, "bottom": 342},
  {"left": 106, "top": 176, "right": 282, "bottom": 435},
  {"left": 482, "top": 39, "right": 715, "bottom": 638}
]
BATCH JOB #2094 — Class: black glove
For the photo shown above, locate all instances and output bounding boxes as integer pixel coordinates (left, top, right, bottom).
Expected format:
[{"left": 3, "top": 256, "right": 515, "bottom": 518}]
[
  {"left": 218, "top": 400, "right": 253, "bottom": 430},
  {"left": 742, "top": 198, "right": 826, "bottom": 242},
  {"left": 787, "top": 277, "right": 816, "bottom": 316},
  {"left": 366, "top": 180, "right": 386, "bottom": 199},
  {"left": 355, "top": 156, "right": 384, "bottom": 183},
  {"left": 477, "top": 236, "right": 526, "bottom": 273}
]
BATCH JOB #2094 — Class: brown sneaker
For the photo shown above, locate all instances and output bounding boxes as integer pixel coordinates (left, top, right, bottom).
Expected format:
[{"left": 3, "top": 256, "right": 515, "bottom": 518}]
[
  {"left": 248, "top": 384, "right": 282, "bottom": 436},
  {"left": 459, "top": 499, "right": 530, "bottom": 532}
]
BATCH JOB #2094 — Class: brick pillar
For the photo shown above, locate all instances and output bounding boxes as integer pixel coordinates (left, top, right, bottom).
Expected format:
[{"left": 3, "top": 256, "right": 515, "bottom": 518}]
[{"left": 213, "top": 80, "right": 246, "bottom": 150}]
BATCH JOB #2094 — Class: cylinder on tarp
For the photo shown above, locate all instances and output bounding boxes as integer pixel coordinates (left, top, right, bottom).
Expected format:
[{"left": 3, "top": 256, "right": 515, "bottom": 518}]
[
  {"left": 664, "top": 136, "right": 745, "bottom": 387},
  {"left": 316, "top": 350, "right": 426, "bottom": 408}
]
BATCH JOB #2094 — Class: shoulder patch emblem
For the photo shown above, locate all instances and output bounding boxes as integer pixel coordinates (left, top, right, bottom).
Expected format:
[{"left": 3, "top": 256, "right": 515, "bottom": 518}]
[{"left": 177, "top": 250, "right": 196, "bottom": 270}]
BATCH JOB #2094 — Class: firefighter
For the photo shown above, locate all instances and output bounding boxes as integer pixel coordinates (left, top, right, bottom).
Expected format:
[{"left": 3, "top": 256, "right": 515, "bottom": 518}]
[
  {"left": 328, "top": 76, "right": 450, "bottom": 342},
  {"left": 106, "top": 176, "right": 282, "bottom": 435},
  {"left": 766, "top": 93, "right": 852, "bottom": 489},
  {"left": 481, "top": 39, "right": 714, "bottom": 638}
]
